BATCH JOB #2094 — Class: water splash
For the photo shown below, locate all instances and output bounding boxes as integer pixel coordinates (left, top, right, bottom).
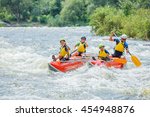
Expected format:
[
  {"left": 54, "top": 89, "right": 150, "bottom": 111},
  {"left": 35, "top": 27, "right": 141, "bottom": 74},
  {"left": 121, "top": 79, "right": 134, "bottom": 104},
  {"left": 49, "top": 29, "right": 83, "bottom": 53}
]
[{"left": 0, "top": 27, "right": 150, "bottom": 100}]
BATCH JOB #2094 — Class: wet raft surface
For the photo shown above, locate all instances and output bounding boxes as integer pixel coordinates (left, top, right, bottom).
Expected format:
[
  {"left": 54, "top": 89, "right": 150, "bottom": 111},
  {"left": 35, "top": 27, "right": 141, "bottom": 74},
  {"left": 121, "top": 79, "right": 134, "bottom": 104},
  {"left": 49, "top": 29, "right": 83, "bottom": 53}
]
[{"left": 0, "top": 27, "right": 150, "bottom": 99}]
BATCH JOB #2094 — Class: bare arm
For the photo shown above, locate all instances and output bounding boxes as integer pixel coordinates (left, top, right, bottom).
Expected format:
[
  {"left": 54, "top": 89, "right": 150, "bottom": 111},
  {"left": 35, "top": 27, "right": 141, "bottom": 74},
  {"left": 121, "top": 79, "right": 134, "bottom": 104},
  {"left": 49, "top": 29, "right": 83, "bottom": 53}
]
[
  {"left": 74, "top": 42, "right": 80, "bottom": 49},
  {"left": 109, "top": 32, "right": 114, "bottom": 41},
  {"left": 85, "top": 42, "right": 88, "bottom": 47},
  {"left": 126, "top": 48, "right": 129, "bottom": 53},
  {"left": 74, "top": 45, "right": 77, "bottom": 50}
]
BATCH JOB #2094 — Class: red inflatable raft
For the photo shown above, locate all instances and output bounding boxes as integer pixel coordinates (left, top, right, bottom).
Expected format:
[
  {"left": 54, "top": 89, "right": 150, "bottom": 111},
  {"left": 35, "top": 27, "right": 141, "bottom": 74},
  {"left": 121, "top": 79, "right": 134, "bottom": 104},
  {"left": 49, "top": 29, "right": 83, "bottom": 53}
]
[
  {"left": 48, "top": 54, "right": 127, "bottom": 72},
  {"left": 48, "top": 56, "right": 87, "bottom": 72},
  {"left": 90, "top": 57, "right": 127, "bottom": 69}
]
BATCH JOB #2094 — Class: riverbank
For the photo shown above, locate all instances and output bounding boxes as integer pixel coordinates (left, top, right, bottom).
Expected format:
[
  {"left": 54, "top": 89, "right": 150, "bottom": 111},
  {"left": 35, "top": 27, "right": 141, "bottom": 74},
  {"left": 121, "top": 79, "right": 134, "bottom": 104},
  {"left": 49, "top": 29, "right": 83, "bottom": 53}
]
[
  {"left": 0, "top": 21, "right": 47, "bottom": 27},
  {"left": 1, "top": 0, "right": 149, "bottom": 40},
  {"left": 0, "top": 20, "right": 149, "bottom": 41}
]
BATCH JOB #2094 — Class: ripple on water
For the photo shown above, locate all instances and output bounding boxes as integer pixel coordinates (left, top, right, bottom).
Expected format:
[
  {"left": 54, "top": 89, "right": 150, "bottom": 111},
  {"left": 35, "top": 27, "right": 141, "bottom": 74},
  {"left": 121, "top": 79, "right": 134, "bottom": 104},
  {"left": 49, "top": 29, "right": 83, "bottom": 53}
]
[{"left": 0, "top": 27, "right": 150, "bottom": 100}]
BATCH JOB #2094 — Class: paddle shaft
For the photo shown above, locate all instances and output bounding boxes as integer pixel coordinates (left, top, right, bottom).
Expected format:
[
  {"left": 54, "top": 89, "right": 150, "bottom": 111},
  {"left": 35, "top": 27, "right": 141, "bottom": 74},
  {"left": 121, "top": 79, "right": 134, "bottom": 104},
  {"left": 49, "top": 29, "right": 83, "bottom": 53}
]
[
  {"left": 128, "top": 52, "right": 132, "bottom": 55},
  {"left": 70, "top": 49, "right": 77, "bottom": 56}
]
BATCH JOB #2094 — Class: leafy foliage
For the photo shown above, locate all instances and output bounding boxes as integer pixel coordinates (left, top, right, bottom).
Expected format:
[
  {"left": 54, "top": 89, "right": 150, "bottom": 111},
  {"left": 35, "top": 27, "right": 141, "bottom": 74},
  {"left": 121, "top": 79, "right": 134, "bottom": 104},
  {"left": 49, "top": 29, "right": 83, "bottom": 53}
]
[
  {"left": 60, "top": 0, "right": 87, "bottom": 26},
  {"left": 90, "top": 7, "right": 150, "bottom": 40}
]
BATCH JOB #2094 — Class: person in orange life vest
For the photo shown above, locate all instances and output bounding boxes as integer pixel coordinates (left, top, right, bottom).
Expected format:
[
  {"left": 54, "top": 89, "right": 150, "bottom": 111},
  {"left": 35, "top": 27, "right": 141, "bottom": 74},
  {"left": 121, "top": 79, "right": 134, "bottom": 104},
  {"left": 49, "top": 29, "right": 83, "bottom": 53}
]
[
  {"left": 98, "top": 44, "right": 110, "bottom": 61},
  {"left": 109, "top": 32, "right": 129, "bottom": 58},
  {"left": 52, "top": 39, "right": 70, "bottom": 61},
  {"left": 74, "top": 36, "right": 88, "bottom": 56}
]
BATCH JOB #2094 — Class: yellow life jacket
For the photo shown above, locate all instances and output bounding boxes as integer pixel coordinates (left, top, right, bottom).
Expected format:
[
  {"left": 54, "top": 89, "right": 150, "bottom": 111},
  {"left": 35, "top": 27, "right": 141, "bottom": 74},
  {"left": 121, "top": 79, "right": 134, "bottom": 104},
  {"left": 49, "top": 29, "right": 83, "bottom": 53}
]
[
  {"left": 98, "top": 50, "right": 108, "bottom": 58},
  {"left": 77, "top": 42, "right": 86, "bottom": 53},
  {"left": 115, "top": 42, "right": 124, "bottom": 52},
  {"left": 59, "top": 46, "right": 70, "bottom": 57}
]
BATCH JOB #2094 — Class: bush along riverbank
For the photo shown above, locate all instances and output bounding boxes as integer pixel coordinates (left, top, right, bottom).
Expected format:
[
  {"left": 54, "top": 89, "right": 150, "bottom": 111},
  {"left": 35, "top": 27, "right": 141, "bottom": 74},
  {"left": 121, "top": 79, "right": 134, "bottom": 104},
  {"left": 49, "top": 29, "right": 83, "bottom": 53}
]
[{"left": 89, "top": 6, "right": 150, "bottom": 41}]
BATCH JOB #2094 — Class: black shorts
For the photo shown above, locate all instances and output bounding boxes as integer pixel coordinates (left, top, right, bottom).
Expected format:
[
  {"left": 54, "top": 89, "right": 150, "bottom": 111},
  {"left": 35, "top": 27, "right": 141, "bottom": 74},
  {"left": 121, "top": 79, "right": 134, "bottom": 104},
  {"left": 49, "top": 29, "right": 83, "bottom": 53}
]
[
  {"left": 101, "top": 57, "right": 111, "bottom": 61},
  {"left": 77, "top": 51, "right": 86, "bottom": 56},
  {"left": 60, "top": 57, "right": 69, "bottom": 61},
  {"left": 112, "top": 50, "right": 123, "bottom": 58}
]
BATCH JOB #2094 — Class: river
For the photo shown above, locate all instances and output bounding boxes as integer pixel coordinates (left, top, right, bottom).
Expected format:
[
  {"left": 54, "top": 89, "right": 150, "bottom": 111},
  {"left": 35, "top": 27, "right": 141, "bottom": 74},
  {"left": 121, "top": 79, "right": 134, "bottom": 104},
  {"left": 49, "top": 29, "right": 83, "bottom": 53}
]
[{"left": 0, "top": 27, "right": 150, "bottom": 100}]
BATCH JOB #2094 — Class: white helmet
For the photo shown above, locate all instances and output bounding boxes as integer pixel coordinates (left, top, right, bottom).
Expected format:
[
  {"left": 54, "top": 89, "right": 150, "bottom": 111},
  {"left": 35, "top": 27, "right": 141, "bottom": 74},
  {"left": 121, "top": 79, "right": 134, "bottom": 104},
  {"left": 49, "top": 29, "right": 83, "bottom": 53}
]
[{"left": 120, "top": 34, "right": 127, "bottom": 39}]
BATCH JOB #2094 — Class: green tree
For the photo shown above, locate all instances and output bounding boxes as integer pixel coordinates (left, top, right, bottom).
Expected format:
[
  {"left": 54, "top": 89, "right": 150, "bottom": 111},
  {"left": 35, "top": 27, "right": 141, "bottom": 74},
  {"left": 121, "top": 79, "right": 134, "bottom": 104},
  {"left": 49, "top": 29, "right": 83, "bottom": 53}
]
[
  {"left": 49, "top": 0, "right": 62, "bottom": 17},
  {"left": 89, "top": 6, "right": 125, "bottom": 35},
  {"left": 0, "top": 0, "right": 33, "bottom": 22},
  {"left": 122, "top": 8, "right": 150, "bottom": 40},
  {"left": 60, "top": 0, "right": 87, "bottom": 26},
  {"left": 30, "top": 0, "right": 62, "bottom": 23},
  {"left": 138, "top": 0, "right": 150, "bottom": 8},
  {"left": 89, "top": 6, "right": 150, "bottom": 40},
  {"left": 119, "top": 0, "right": 135, "bottom": 15}
]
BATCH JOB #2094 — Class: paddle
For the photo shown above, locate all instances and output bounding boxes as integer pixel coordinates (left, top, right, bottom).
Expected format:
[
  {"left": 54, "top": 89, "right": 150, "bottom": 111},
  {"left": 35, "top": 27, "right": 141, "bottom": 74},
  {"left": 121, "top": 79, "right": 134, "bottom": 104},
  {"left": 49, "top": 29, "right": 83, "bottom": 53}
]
[
  {"left": 113, "top": 33, "right": 142, "bottom": 67},
  {"left": 70, "top": 49, "right": 77, "bottom": 57},
  {"left": 128, "top": 52, "right": 142, "bottom": 67}
]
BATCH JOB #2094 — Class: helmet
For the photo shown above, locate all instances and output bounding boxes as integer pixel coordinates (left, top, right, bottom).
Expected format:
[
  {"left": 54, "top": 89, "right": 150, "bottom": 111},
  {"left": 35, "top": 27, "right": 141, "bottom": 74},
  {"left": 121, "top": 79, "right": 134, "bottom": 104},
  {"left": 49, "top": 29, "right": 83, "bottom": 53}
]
[
  {"left": 120, "top": 34, "right": 127, "bottom": 39},
  {"left": 60, "top": 39, "right": 66, "bottom": 42},
  {"left": 99, "top": 44, "right": 105, "bottom": 48},
  {"left": 81, "top": 36, "right": 86, "bottom": 40}
]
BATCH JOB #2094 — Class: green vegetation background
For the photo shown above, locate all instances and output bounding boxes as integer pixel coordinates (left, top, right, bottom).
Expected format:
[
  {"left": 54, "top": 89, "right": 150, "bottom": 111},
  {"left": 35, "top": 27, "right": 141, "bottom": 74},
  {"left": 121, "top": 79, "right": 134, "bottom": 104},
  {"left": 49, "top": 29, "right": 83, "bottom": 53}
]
[{"left": 0, "top": 0, "right": 150, "bottom": 40}]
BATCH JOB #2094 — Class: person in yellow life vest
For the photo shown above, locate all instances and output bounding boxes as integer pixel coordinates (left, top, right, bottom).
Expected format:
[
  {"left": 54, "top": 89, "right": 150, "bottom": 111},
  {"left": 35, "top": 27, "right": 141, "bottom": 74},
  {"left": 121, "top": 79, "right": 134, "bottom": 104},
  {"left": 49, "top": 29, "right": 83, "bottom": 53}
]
[
  {"left": 109, "top": 32, "right": 129, "bottom": 58},
  {"left": 98, "top": 44, "right": 110, "bottom": 61},
  {"left": 74, "top": 36, "right": 88, "bottom": 56},
  {"left": 52, "top": 39, "right": 70, "bottom": 61}
]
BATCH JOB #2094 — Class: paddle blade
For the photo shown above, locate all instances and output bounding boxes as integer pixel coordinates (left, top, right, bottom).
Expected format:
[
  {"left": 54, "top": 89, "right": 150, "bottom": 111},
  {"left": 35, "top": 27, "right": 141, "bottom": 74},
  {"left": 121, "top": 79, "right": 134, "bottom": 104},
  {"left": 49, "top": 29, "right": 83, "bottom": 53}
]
[
  {"left": 113, "top": 58, "right": 127, "bottom": 64},
  {"left": 131, "top": 55, "right": 141, "bottom": 67}
]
